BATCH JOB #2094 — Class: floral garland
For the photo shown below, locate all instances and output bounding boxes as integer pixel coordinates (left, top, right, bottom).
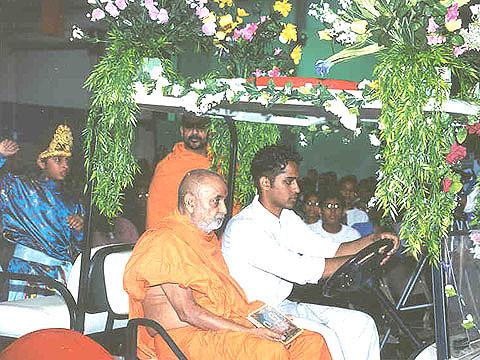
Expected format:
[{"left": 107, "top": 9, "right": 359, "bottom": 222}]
[{"left": 75, "top": 0, "right": 306, "bottom": 217}]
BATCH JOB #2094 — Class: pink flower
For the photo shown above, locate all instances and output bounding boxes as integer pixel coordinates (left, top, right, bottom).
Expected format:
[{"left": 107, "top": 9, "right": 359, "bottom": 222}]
[
  {"left": 274, "top": 47, "right": 282, "bottom": 55},
  {"left": 446, "top": 142, "right": 467, "bottom": 164},
  {"left": 442, "top": 178, "right": 452, "bottom": 193},
  {"left": 427, "top": 34, "right": 446, "bottom": 45},
  {"left": 467, "top": 123, "right": 480, "bottom": 135},
  {"left": 144, "top": 0, "right": 154, "bottom": 7},
  {"left": 427, "top": 18, "right": 439, "bottom": 33},
  {"left": 259, "top": 16, "right": 267, "bottom": 23},
  {"left": 148, "top": 6, "right": 169, "bottom": 23},
  {"left": 268, "top": 66, "right": 281, "bottom": 77},
  {"left": 156, "top": 8, "right": 169, "bottom": 23},
  {"left": 453, "top": 45, "right": 468, "bottom": 57},
  {"left": 242, "top": 23, "right": 258, "bottom": 41},
  {"left": 196, "top": 6, "right": 209, "bottom": 19},
  {"left": 446, "top": 3, "right": 459, "bottom": 23},
  {"left": 232, "top": 29, "right": 242, "bottom": 41},
  {"left": 105, "top": 2, "right": 120, "bottom": 17},
  {"left": 253, "top": 69, "right": 263, "bottom": 77},
  {"left": 90, "top": 8, "right": 106, "bottom": 21},
  {"left": 202, "top": 22, "right": 216, "bottom": 36},
  {"left": 470, "top": 231, "right": 480, "bottom": 244},
  {"left": 115, "top": 0, "right": 127, "bottom": 10}
]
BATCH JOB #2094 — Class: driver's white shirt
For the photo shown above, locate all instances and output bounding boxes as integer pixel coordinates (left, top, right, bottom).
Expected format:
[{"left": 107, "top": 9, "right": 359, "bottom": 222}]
[{"left": 222, "top": 196, "right": 339, "bottom": 306}]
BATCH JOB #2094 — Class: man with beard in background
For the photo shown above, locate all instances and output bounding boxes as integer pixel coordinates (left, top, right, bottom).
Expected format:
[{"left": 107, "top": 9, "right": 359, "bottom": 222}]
[{"left": 146, "top": 112, "right": 211, "bottom": 229}]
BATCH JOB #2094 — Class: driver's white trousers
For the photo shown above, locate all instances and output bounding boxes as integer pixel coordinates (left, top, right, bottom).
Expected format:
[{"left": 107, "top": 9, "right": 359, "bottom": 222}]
[{"left": 279, "top": 299, "right": 380, "bottom": 360}]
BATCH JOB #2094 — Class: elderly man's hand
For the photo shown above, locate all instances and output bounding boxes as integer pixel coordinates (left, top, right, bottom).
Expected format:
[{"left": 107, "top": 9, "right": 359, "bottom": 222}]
[
  {"left": 0, "top": 140, "right": 19, "bottom": 157},
  {"left": 67, "top": 215, "right": 84, "bottom": 231},
  {"left": 247, "top": 327, "right": 285, "bottom": 342}
]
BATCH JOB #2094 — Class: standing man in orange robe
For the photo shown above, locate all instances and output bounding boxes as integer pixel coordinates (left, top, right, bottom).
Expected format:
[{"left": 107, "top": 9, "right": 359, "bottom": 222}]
[
  {"left": 124, "top": 169, "right": 332, "bottom": 360},
  {"left": 146, "top": 113, "right": 211, "bottom": 229}
]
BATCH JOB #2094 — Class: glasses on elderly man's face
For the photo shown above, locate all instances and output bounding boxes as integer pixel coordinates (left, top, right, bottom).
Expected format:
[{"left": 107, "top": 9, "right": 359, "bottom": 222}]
[
  {"left": 305, "top": 200, "right": 320, "bottom": 207},
  {"left": 323, "top": 203, "right": 341, "bottom": 210}
]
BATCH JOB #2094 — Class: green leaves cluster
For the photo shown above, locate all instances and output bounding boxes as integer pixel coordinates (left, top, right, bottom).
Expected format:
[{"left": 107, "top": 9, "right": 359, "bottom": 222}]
[
  {"left": 84, "top": 37, "right": 141, "bottom": 218},
  {"left": 374, "top": 44, "right": 462, "bottom": 261},
  {"left": 209, "top": 119, "right": 280, "bottom": 206}
]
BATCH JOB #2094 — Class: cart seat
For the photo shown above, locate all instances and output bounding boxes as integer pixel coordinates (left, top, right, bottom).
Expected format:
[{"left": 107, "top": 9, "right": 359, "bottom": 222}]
[{"left": 0, "top": 244, "right": 133, "bottom": 338}]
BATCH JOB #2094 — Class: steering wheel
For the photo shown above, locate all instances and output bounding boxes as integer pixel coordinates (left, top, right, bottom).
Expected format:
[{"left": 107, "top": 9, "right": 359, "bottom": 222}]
[{"left": 323, "top": 238, "right": 394, "bottom": 298}]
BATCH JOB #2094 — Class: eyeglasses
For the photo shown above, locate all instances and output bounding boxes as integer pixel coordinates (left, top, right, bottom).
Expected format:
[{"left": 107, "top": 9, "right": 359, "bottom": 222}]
[
  {"left": 305, "top": 200, "right": 320, "bottom": 207},
  {"left": 323, "top": 203, "right": 341, "bottom": 209}
]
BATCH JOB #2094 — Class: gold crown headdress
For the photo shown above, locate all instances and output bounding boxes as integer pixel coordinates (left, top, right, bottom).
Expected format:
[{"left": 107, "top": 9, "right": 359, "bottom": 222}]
[{"left": 38, "top": 125, "right": 73, "bottom": 160}]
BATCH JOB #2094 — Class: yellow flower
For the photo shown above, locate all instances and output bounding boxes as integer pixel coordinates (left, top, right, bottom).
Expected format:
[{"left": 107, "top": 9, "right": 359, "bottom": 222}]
[
  {"left": 318, "top": 29, "right": 332, "bottom": 40},
  {"left": 237, "top": 8, "right": 249, "bottom": 17},
  {"left": 214, "top": 0, "right": 233, "bottom": 8},
  {"left": 218, "top": 14, "right": 237, "bottom": 33},
  {"left": 440, "top": 0, "right": 452, "bottom": 6},
  {"left": 445, "top": 19, "right": 462, "bottom": 32},
  {"left": 215, "top": 31, "right": 226, "bottom": 40},
  {"left": 274, "top": 0, "right": 292, "bottom": 17},
  {"left": 290, "top": 45, "right": 302, "bottom": 65},
  {"left": 279, "top": 23, "right": 297, "bottom": 44},
  {"left": 298, "top": 83, "right": 313, "bottom": 94},
  {"left": 202, "top": 12, "right": 216, "bottom": 24},
  {"left": 350, "top": 20, "right": 368, "bottom": 34},
  {"left": 456, "top": 0, "right": 470, "bottom": 6}
]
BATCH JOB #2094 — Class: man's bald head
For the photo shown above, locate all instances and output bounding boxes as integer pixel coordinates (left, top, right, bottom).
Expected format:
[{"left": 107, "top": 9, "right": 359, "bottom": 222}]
[{"left": 178, "top": 169, "right": 228, "bottom": 233}]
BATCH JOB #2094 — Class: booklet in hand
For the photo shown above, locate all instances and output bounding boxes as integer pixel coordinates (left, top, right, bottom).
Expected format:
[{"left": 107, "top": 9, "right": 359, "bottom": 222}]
[{"left": 247, "top": 304, "right": 303, "bottom": 345}]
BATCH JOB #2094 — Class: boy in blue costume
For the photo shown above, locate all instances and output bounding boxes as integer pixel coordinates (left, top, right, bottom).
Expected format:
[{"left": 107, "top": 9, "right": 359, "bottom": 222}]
[{"left": 0, "top": 125, "right": 84, "bottom": 300}]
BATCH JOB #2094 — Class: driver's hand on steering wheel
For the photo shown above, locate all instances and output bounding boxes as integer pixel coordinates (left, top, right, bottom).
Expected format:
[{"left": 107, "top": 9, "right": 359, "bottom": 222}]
[{"left": 372, "top": 232, "right": 400, "bottom": 265}]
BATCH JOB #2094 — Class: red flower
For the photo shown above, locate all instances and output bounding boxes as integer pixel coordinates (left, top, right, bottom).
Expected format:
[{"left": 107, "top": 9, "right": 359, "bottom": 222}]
[
  {"left": 466, "top": 123, "right": 480, "bottom": 135},
  {"left": 442, "top": 178, "right": 452, "bottom": 193},
  {"left": 446, "top": 142, "right": 467, "bottom": 164}
]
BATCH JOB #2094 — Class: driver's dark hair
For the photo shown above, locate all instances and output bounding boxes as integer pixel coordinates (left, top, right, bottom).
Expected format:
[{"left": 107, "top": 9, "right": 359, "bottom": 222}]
[{"left": 251, "top": 145, "right": 302, "bottom": 191}]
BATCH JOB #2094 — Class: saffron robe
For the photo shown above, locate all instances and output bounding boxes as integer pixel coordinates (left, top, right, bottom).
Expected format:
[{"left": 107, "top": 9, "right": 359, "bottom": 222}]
[
  {"left": 123, "top": 213, "right": 331, "bottom": 360},
  {"left": 146, "top": 143, "right": 210, "bottom": 229}
]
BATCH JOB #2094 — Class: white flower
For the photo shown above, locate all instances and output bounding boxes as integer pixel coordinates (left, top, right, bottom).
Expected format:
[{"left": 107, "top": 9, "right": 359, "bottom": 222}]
[
  {"left": 87, "top": 0, "right": 97, "bottom": 3},
  {"left": 183, "top": 91, "right": 200, "bottom": 113},
  {"left": 358, "top": 79, "right": 372, "bottom": 90},
  {"left": 149, "top": 65, "right": 164, "bottom": 80},
  {"left": 471, "top": 4, "right": 480, "bottom": 16},
  {"left": 376, "top": 169, "right": 384, "bottom": 181},
  {"left": 354, "top": 128, "right": 362, "bottom": 136},
  {"left": 324, "top": 98, "right": 358, "bottom": 130},
  {"left": 367, "top": 197, "right": 377, "bottom": 209},
  {"left": 171, "top": 84, "right": 184, "bottom": 97},
  {"left": 152, "top": 77, "right": 170, "bottom": 96},
  {"left": 225, "top": 89, "right": 236, "bottom": 102},
  {"left": 299, "top": 132, "right": 306, "bottom": 141},
  {"left": 321, "top": 124, "right": 330, "bottom": 131},
  {"left": 369, "top": 133, "right": 381, "bottom": 146},
  {"left": 374, "top": 153, "right": 382, "bottom": 160},
  {"left": 220, "top": 78, "right": 246, "bottom": 93},
  {"left": 191, "top": 80, "right": 206, "bottom": 90},
  {"left": 133, "top": 81, "right": 147, "bottom": 97}
]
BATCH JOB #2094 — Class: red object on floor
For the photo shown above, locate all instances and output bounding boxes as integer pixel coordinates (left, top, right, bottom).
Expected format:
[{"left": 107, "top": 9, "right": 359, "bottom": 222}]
[
  {"left": 248, "top": 77, "right": 359, "bottom": 90},
  {"left": 0, "top": 328, "right": 113, "bottom": 360}
]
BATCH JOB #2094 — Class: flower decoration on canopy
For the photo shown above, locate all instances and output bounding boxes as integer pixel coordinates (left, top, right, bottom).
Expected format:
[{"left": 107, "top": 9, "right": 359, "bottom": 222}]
[{"left": 308, "top": 0, "right": 478, "bottom": 78}]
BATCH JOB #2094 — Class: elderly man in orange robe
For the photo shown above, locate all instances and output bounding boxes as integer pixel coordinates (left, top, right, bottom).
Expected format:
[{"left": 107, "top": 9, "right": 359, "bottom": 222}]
[
  {"left": 146, "top": 113, "right": 211, "bottom": 229},
  {"left": 124, "top": 169, "right": 332, "bottom": 360}
]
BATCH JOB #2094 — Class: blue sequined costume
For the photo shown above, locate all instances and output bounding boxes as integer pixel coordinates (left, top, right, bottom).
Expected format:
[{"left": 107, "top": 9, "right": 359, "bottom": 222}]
[{"left": 0, "top": 156, "right": 84, "bottom": 300}]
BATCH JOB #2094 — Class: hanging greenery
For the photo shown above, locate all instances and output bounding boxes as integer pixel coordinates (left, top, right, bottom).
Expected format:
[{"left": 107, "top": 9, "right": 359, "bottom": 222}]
[
  {"left": 77, "top": 0, "right": 304, "bottom": 217},
  {"left": 374, "top": 44, "right": 475, "bottom": 261}
]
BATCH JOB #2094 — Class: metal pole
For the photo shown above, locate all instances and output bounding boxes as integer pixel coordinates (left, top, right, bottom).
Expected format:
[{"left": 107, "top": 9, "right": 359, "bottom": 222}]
[
  {"left": 432, "top": 240, "right": 449, "bottom": 360},
  {"left": 224, "top": 116, "right": 237, "bottom": 222},
  {"left": 75, "top": 126, "right": 97, "bottom": 332}
]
